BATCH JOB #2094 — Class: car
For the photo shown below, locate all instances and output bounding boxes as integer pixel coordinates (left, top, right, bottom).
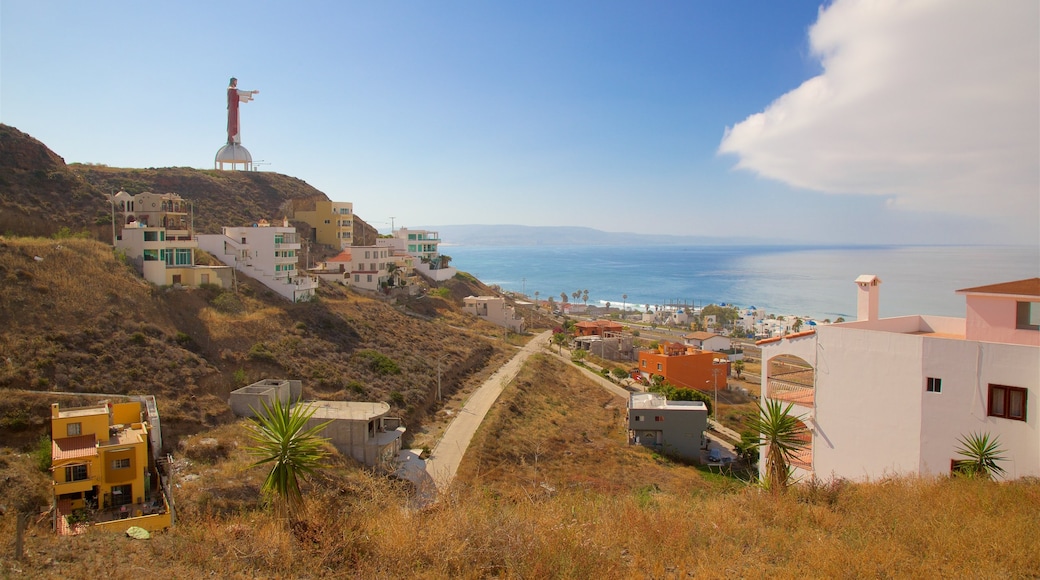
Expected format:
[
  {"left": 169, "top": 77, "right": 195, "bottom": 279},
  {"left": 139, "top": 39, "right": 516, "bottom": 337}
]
[{"left": 708, "top": 448, "right": 723, "bottom": 463}]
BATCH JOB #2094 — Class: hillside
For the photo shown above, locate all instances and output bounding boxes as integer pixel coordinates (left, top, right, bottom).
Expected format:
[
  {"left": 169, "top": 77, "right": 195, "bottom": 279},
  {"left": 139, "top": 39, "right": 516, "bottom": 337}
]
[
  {"left": 1, "top": 124, "right": 338, "bottom": 240},
  {"left": 1, "top": 353, "right": 1036, "bottom": 577},
  {"left": 0, "top": 125, "right": 540, "bottom": 453}
]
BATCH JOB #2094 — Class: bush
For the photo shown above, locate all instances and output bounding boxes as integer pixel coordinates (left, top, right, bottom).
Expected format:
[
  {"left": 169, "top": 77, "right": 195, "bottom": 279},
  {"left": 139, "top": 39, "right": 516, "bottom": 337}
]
[
  {"left": 211, "top": 292, "right": 245, "bottom": 314},
  {"left": 356, "top": 350, "right": 401, "bottom": 375},
  {"left": 32, "top": 435, "right": 52, "bottom": 471},
  {"left": 248, "top": 342, "right": 277, "bottom": 363}
]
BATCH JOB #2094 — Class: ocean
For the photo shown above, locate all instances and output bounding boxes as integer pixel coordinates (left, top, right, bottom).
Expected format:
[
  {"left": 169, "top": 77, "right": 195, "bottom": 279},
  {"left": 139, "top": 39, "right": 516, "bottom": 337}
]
[{"left": 444, "top": 245, "right": 1040, "bottom": 321}]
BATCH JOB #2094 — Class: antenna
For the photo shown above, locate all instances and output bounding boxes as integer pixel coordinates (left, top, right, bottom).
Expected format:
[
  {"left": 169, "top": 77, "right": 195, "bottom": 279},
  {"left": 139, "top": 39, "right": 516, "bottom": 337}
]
[{"left": 252, "top": 160, "right": 272, "bottom": 171}]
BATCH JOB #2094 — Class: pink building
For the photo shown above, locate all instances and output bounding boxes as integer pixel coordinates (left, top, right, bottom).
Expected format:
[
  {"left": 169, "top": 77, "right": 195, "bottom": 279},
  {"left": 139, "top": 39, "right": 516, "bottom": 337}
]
[{"left": 758, "top": 276, "right": 1039, "bottom": 481}]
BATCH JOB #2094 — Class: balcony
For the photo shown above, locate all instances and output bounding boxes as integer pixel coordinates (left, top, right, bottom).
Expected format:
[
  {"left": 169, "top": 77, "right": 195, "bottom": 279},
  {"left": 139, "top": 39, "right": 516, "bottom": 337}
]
[{"left": 768, "top": 378, "right": 814, "bottom": 407}]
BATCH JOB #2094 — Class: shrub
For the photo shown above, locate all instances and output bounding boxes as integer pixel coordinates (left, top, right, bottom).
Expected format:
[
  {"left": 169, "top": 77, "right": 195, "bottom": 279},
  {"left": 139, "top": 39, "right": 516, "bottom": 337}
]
[
  {"left": 212, "top": 292, "right": 245, "bottom": 314},
  {"left": 248, "top": 342, "right": 277, "bottom": 363},
  {"left": 232, "top": 368, "right": 248, "bottom": 386},
  {"left": 355, "top": 350, "right": 401, "bottom": 375},
  {"left": 389, "top": 391, "right": 405, "bottom": 405},
  {"left": 129, "top": 332, "right": 147, "bottom": 345}
]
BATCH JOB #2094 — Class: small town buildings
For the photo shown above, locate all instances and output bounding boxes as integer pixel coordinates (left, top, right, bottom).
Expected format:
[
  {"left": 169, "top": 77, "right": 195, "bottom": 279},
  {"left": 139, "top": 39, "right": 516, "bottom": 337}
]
[
  {"left": 50, "top": 401, "right": 171, "bottom": 534},
  {"left": 109, "top": 190, "right": 232, "bottom": 288},
  {"left": 378, "top": 227, "right": 456, "bottom": 281},
  {"left": 637, "top": 342, "right": 729, "bottom": 391},
  {"left": 291, "top": 200, "right": 354, "bottom": 249},
  {"left": 197, "top": 219, "right": 319, "bottom": 302},
  {"left": 758, "top": 276, "right": 1040, "bottom": 482},
  {"left": 304, "top": 401, "right": 405, "bottom": 471},
  {"left": 682, "top": 331, "right": 732, "bottom": 353},
  {"left": 628, "top": 392, "right": 708, "bottom": 460},
  {"left": 463, "top": 296, "right": 526, "bottom": 332}
]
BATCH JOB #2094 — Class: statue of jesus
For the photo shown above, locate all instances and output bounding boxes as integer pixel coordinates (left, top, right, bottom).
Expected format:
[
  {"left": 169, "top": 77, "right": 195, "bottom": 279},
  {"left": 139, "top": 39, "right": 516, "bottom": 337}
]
[{"left": 227, "top": 77, "right": 259, "bottom": 145}]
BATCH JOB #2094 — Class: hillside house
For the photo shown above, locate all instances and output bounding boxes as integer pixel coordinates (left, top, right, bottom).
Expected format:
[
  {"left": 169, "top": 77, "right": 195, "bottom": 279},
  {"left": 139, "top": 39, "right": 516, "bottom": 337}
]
[
  {"left": 628, "top": 392, "right": 708, "bottom": 460},
  {"left": 109, "top": 190, "right": 232, "bottom": 288},
  {"left": 758, "top": 276, "right": 1040, "bottom": 481},
  {"left": 304, "top": 401, "right": 405, "bottom": 471},
  {"left": 197, "top": 219, "right": 319, "bottom": 302},
  {"left": 290, "top": 200, "right": 354, "bottom": 249},
  {"left": 638, "top": 342, "right": 730, "bottom": 391},
  {"left": 463, "top": 296, "right": 526, "bottom": 332},
  {"left": 50, "top": 401, "right": 172, "bottom": 534},
  {"left": 379, "top": 228, "right": 456, "bottom": 281}
]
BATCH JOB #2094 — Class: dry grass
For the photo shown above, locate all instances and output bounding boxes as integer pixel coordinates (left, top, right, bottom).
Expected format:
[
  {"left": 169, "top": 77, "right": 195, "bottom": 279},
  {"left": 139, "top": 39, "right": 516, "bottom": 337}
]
[{"left": 2, "top": 353, "right": 1039, "bottom": 577}]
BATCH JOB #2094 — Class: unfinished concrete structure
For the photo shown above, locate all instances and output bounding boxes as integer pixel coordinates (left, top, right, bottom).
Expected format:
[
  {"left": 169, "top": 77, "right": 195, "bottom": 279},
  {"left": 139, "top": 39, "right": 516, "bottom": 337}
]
[
  {"left": 228, "top": 379, "right": 303, "bottom": 418},
  {"left": 304, "top": 401, "right": 405, "bottom": 471}
]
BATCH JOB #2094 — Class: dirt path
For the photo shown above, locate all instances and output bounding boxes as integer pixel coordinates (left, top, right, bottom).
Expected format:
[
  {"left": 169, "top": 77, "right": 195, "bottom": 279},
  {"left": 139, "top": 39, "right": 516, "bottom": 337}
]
[{"left": 425, "top": 330, "right": 552, "bottom": 492}]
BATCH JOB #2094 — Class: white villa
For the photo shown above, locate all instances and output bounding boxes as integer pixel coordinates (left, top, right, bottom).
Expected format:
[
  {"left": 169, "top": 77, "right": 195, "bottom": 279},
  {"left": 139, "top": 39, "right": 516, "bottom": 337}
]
[
  {"left": 463, "top": 296, "right": 525, "bottom": 333},
  {"left": 109, "top": 190, "right": 232, "bottom": 288},
  {"left": 197, "top": 219, "right": 318, "bottom": 302},
  {"left": 378, "top": 227, "right": 456, "bottom": 282},
  {"left": 758, "top": 275, "right": 1039, "bottom": 481}
]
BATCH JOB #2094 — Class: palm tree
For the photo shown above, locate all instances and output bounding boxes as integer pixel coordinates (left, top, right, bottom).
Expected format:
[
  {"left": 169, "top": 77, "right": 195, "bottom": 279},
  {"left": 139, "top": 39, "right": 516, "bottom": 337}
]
[
  {"left": 582, "top": 289, "right": 589, "bottom": 306},
  {"left": 954, "top": 432, "right": 1007, "bottom": 480},
  {"left": 247, "top": 397, "right": 332, "bottom": 518},
  {"left": 622, "top": 294, "right": 628, "bottom": 316},
  {"left": 733, "top": 359, "right": 745, "bottom": 379},
  {"left": 572, "top": 290, "right": 581, "bottom": 303},
  {"left": 745, "top": 399, "right": 809, "bottom": 494}
]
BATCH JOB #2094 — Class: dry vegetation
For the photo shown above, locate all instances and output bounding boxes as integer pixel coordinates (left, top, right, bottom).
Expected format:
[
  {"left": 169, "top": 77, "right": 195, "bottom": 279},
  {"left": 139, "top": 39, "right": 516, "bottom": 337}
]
[
  {"left": 2, "top": 355, "right": 1038, "bottom": 578},
  {"left": 0, "top": 235, "right": 514, "bottom": 450}
]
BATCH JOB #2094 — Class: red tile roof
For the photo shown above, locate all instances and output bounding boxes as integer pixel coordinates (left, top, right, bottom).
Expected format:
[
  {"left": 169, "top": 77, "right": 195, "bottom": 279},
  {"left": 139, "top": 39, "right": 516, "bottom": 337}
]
[
  {"left": 756, "top": 336, "right": 783, "bottom": 345},
  {"left": 956, "top": 278, "right": 1040, "bottom": 297},
  {"left": 326, "top": 250, "right": 352, "bottom": 263},
  {"left": 52, "top": 435, "right": 97, "bottom": 461}
]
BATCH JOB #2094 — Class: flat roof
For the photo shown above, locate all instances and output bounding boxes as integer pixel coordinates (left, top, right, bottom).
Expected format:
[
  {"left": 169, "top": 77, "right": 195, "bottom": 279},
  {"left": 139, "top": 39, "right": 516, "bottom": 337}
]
[{"left": 305, "top": 401, "right": 391, "bottom": 421}]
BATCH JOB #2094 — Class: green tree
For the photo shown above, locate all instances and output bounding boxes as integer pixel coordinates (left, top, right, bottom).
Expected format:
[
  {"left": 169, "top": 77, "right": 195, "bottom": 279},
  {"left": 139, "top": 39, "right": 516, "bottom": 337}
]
[
  {"left": 792, "top": 318, "right": 803, "bottom": 332},
  {"left": 954, "top": 432, "right": 1007, "bottom": 480},
  {"left": 611, "top": 367, "right": 629, "bottom": 381},
  {"left": 571, "top": 348, "right": 587, "bottom": 363},
  {"left": 733, "top": 360, "right": 745, "bottom": 379},
  {"left": 745, "top": 400, "right": 809, "bottom": 494},
  {"left": 834, "top": 317, "right": 846, "bottom": 323},
  {"left": 552, "top": 332, "right": 568, "bottom": 354},
  {"left": 735, "top": 431, "right": 760, "bottom": 465},
  {"left": 247, "top": 398, "right": 332, "bottom": 518}
]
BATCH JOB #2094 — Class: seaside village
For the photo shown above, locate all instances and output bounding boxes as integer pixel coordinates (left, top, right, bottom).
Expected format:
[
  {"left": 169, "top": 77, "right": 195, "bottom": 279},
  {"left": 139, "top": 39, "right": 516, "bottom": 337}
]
[
  {"left": 48, "top": 182, "right": 1040, "bottom": 536},
  {"left": 41, "top": 78, "right": 1038, "bottom": 537}
]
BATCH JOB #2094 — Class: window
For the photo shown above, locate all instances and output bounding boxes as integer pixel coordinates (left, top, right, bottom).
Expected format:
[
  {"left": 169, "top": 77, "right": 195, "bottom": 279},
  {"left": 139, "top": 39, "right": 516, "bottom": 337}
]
[
  {"left": 926, "top": 377, "right": 942, "bottom": 393},
  {"left": 641, "top": 360, "right": 647, "bottom": 368},
  {"left": 112, "top": 458, "right": 130, "bottom": 469},
  {"left": 988, "top": 384, "right": 1026, "bottom": 421},
  {"left": 657, "top": 363, "right": 662, "bottom": 371},
  {"left": 634, "top": 415, "right": 644, "bottom": 422},
  {"left": 67, "top": 422, "right": 82, "bottom": 436},
  {"left": 65, "top": 464, "right": 88, "bottom": 482},
  {"left": 367, "top": 275, "right": 373, "bottom": 283},
  {"left": 1016, "top": 301, "right": 1039, "bottom": 330},
  {"left": 655, "top": 416, "right": 664, "bottom": 422}
]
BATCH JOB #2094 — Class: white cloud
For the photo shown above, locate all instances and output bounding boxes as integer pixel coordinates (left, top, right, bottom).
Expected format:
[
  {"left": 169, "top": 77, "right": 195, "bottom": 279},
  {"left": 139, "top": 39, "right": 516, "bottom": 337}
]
[{"left": 719, "top": 0, "right": 1039, "bottom": 237}]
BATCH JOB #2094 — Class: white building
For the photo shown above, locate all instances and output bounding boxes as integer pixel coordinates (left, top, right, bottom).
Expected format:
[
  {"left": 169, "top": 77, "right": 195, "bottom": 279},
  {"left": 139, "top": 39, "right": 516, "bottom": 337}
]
[
  {"left": 758, "top": 276, "right": 1039, "bottom": 481},
  {"left": 463, "top": 296, "right": 525, "bottom": 333},
  {"left": 109, "top": 190, "right": 232, "bottom": 288},
  {"left": 197, "top": 220, "right": 318, "bottom": 302},
  {"left": 379, "top": 228, "right": 456, "bottom": 281},
  {"left": 682, "top": 331, "right": 732, "bottom": 353}
]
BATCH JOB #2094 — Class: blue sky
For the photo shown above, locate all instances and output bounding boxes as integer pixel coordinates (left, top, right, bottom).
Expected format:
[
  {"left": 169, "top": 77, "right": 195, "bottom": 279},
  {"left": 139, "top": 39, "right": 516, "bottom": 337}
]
[{"left": 2, "top": 1, "right": 1037, "bottom": 245}]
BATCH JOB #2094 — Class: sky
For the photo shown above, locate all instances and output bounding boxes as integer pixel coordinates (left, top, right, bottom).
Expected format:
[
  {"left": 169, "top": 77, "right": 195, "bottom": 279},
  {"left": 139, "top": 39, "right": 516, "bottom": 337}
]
[{"left": 2, "top": 1, "right": 1037, "bottom": 245}]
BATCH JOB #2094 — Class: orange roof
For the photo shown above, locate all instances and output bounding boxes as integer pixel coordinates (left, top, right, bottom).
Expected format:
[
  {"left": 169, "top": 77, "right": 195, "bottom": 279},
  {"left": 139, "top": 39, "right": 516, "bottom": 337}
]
[
  {"left": 52, "top": 435, "right": 97, "bottom": 461},
  {"left": 326, "top": 250, "right": 352, "bottom": 263},
  {"left": 683, "top": 331, "right": 719, "bottom": 341},
  {"left": 957, "top": 278, "right": 1040, "bottom": 298},
  {"left": 756, "top": 336, "right": 782, "bottom": 345}
]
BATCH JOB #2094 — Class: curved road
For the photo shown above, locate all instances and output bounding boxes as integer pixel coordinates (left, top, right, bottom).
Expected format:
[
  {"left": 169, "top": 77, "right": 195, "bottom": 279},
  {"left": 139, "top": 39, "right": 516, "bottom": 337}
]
[{"left": 425, "top": 330, "right": 552, "bottom": 492}]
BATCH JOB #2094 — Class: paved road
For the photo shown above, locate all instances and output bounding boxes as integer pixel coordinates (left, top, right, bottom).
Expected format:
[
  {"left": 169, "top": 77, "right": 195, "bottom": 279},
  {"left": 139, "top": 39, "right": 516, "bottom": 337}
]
[{"left": 425, "top": 330, "right": 553, "bottom": 492}]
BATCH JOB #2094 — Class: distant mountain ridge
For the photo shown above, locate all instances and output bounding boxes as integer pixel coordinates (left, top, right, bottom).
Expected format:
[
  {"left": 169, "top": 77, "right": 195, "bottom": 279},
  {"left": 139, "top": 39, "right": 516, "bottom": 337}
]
[{"left": 426, "top": 224, "right": 777, "bottom": 247}]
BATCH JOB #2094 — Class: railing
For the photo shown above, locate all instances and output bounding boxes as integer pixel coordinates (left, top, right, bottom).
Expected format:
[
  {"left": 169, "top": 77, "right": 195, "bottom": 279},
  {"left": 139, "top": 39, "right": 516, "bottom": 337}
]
[{"left": 768, "top": 378, "right": 814, "bottom": 407}]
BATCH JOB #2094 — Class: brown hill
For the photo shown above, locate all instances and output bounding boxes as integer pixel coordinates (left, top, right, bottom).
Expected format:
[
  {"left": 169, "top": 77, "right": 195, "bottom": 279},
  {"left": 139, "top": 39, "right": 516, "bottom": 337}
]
[
  {"left": 1, "top": 124, "right": 345, "bottom": 242},
  {"left": 0, "top": 125, "right": 527, "bottom": 452}
]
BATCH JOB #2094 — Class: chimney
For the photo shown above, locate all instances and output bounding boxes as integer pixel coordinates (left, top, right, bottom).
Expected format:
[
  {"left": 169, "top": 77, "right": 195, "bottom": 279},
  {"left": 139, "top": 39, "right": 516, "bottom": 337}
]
[{"left": 855, "top": 275, "right": 881, "bottom": 321}]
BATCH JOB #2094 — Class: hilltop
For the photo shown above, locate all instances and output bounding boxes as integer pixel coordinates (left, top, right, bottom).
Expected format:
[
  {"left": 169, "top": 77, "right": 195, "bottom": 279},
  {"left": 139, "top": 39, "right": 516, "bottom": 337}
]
[{"left": 0, "top": 124, "right": 529, "bottom": 451}]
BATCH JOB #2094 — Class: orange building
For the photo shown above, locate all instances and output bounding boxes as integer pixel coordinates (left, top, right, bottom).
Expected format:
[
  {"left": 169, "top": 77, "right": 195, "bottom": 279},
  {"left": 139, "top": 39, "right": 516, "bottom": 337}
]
[
  {"left": 637, "top": 342, "right": 729, "bottom": 391},
  {"left": 574, "top": 319, "right": 624, "bottom": 337}
]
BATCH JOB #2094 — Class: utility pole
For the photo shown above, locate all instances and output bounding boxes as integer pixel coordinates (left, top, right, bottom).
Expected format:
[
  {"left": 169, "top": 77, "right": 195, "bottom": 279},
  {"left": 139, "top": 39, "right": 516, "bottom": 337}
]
[
  {"left": 521, "top": 277, "right": 527, "bottom": 297},
  {"left": 389, "top": 216, "right": 396, "bottom": 233}
]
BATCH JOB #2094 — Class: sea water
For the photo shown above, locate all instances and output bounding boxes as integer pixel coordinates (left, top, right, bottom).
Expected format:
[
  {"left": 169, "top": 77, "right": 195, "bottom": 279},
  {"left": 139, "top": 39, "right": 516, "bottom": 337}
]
[{"left": 445, "top": 245, "right": 1039, "bottom": 320}]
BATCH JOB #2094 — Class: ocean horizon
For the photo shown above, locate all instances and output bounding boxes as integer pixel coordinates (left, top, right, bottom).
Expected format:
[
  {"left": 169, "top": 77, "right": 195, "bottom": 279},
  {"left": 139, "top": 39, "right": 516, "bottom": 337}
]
[{"left": 445, "top": 244, "right": 1040, "bottom": 321}]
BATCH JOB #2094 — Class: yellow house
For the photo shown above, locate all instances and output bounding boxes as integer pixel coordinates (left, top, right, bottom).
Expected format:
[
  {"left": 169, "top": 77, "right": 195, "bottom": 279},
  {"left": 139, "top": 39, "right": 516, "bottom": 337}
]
[
  {"left": 293, "top": 200, "right": 354, "bottom": 249},
  {"left": 50, "top": 402, "right": 172, "bottom": 533}
]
